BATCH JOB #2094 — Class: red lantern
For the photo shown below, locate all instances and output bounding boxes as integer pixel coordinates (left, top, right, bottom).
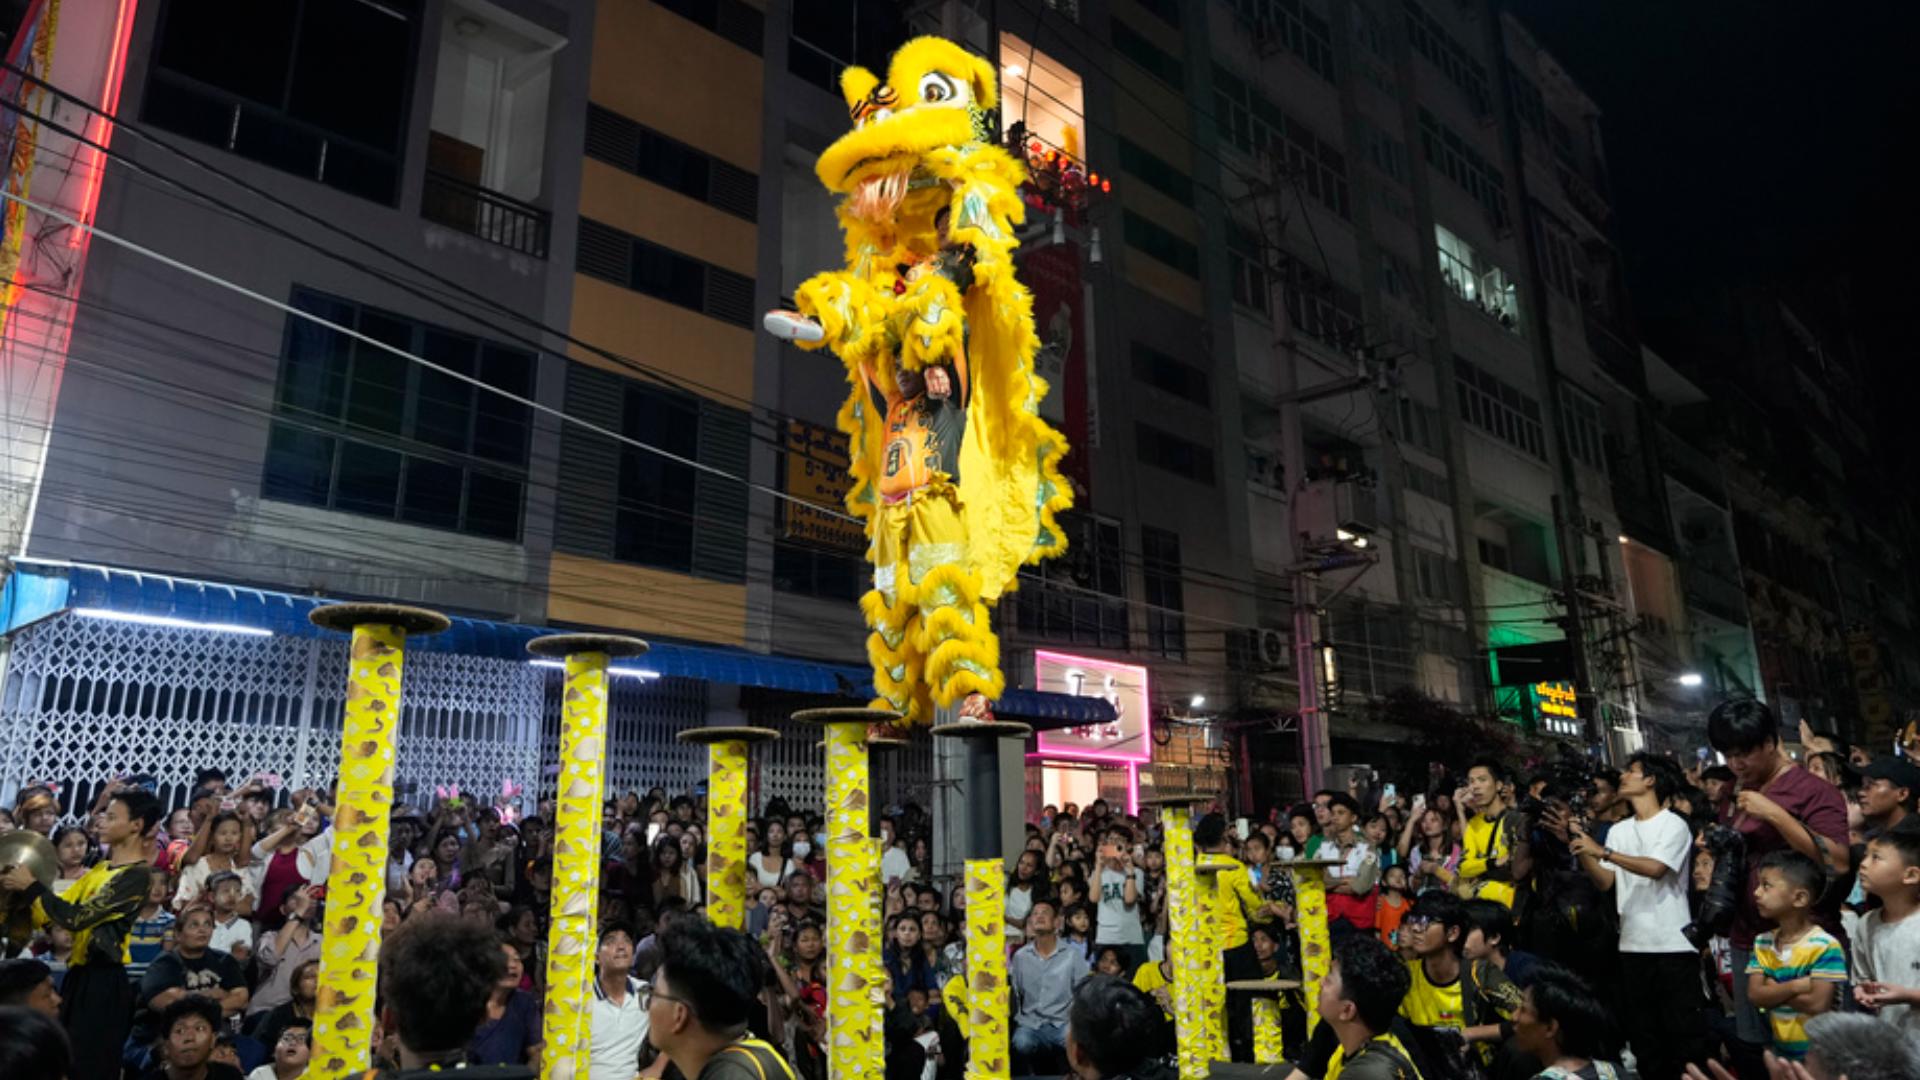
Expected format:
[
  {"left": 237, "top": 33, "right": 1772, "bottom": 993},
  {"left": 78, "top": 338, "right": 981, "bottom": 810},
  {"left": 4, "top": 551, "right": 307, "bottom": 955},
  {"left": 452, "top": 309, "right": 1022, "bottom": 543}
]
[{"left": 1101, "top": 179, "right": 1111, "bottom": 193}]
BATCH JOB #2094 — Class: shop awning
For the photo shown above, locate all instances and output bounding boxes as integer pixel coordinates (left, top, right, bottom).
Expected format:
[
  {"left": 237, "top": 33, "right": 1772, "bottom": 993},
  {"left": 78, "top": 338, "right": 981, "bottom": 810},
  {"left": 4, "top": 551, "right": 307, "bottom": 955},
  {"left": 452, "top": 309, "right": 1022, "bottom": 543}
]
[{"left": 1, "top": 559, "right": 1115, "bottom": 723}]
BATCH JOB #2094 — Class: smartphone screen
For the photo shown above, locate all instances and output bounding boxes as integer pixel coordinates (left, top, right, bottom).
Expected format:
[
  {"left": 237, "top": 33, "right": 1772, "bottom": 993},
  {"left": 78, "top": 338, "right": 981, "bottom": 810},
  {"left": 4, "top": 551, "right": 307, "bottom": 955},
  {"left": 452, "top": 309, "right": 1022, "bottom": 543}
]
[
  {"left": 1235, "top": 818, "right": 1250, "bottom": 840},
  {"left": 646, "top": 822, "right": 662, "bottom": 846},
  {"left": 1383, "top": 782, "right": 1397, "bottom": 803}
]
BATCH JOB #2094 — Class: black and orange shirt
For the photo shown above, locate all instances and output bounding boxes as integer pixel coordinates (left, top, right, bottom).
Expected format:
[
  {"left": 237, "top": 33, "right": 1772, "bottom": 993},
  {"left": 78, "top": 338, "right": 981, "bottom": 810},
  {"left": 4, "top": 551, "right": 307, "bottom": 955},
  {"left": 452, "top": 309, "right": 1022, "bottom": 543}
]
[{"left": 864, "top": 360, "right": 969, "bottom": 501}]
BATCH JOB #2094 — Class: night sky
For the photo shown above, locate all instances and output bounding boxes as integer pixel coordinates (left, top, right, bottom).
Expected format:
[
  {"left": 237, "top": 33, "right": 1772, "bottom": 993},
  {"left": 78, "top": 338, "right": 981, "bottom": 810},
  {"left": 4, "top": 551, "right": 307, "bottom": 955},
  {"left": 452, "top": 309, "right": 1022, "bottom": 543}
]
[{"left": 1507, "top": 0, "right": 1920, "bottom": 471}]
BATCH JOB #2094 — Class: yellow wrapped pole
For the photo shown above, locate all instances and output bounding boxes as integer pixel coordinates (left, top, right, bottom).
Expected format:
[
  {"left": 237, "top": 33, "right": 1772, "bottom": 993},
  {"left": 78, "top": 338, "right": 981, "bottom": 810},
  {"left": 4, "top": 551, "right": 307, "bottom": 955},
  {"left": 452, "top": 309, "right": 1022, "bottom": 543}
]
[
  {"left": 796, "top": 707, "right": 897, "bottom": 1080},
  {"left": 962, "top": 857, "right": 1010, "bottom": 1079},
  {"left": 1224, "top": 980, "right": 1300, "bottom": 1064},
  {"left": 677, "top": 726, "right": 780, "bottom": 930},
  {"left": 932, "top": 718, "right": 1030, "bottom": 1080},
  {"left": 1283, "top": 859, "right": 1341, "bottom": 1035},
  {"left": 530, "top": 634, "right": 650, "bottom": 1080},
  {"left": 1146, "top": 796, "right": 1214, "bottom": 1080},
  {"left": 1192, "top": 856, "right": 1233, "bottom": 1066},
  {"left": 306, "top": 603, "right": 449, "bottom": 1080}
]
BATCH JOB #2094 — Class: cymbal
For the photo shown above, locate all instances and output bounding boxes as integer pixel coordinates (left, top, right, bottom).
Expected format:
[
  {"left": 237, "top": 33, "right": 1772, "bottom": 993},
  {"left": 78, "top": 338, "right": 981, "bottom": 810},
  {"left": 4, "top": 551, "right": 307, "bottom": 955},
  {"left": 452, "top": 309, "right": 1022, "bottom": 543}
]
[{"left": 0, "top": 829, "right": 58, "bottom": 889}]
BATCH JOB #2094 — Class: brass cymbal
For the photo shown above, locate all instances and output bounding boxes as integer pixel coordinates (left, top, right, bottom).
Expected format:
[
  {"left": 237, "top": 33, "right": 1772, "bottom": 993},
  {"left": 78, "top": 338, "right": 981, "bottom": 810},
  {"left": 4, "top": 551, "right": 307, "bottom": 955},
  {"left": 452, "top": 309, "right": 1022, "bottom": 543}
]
[{"left": 0, "top": 829, "right": 57, "bottom": 889}]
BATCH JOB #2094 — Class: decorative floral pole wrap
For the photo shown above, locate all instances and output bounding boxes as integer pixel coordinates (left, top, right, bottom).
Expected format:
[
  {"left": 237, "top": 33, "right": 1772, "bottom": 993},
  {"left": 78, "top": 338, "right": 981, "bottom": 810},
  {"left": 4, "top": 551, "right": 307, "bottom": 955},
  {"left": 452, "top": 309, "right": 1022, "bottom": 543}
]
[
  {"left": 306, "top": 603, "right": 449, "bottom": 1080},
  {"left": 529, "top": 634, "right": 649, "bottom": 1080},
  {"left": 1192, "top": 856, "right": 1233, "bottom": 1066},
  {"left": 677, "top": 726, "right": 779, "bottom": 930},
  {"left": 962, "top": 857, "right": 1010, "bottom": 1080},
  {"left": 933, "top": 718, "right": 1030, "bottom": 1080},
  {"left": 1283, "top": 858, "right": 1342, "bottom": 1035},
  {"left": 1147, "top": 795, "right": 1213, "bottom": 1080},
  {"left": 795, "top": 707, "right": 896, "bottom": 1080}
]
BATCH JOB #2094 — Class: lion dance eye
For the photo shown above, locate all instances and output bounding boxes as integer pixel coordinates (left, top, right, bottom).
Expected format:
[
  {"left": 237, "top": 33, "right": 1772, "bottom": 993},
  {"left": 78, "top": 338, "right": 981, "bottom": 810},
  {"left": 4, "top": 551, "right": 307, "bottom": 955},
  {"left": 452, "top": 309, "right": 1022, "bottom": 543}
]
[{"left": 918, "top": 71, "right": 963, "bottom": 106}]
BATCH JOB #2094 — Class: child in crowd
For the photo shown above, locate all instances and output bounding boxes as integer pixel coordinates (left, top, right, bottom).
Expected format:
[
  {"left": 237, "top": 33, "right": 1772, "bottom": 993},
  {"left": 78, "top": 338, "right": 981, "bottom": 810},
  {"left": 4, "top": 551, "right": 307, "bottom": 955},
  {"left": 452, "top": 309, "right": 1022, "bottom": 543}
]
[
  {"left": 1852, "top": 818, "right": 1920, "bottom": 1035},
  {"left": 1376, "top": 865, "right": 1411, "bottom": 950},
  {"left": 206, "top": 872, "right": 254, "bottom": 964},
  {"left": 127, "top": 869, "right": 177, "bottom": 983},
  {"left": 1062, "top": 902, "right": 1094, "bottom": 961},
  {"left": 1747, "top": 851, "right": 1847, "bottom": 1061}
]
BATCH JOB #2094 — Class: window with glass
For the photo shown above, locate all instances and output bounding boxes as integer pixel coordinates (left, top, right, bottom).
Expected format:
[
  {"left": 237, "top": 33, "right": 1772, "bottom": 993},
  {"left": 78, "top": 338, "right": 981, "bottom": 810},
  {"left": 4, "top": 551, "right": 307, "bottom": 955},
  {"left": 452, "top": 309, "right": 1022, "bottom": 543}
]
[
  {"left": 144, "top": 0, "right": 422, "bottom": 204},
  {"left": 613, "top": 383, "right": 699, "bottom": 573},
  {"left": 1403, "top": 1, "right": 1489, "bottom": 113},
  {"left": 1560, "top": 385, "right": 1609, "bottom": 474},
  {"left": 1001, "top": 33, "right": 1086, "bottom": 159},
  {"left": 1131, "top": 343, "right": 1211, "bottom": 406},
  {"left": 1213, "top": 65, "right": 1350, "bottom": 219},
  {"left": 1454, "top": 357, "right": 1545, "bottom": 460},
  {"left": 1228, "top": 223, "right": 1271, "bottom": 314},
  {"left": 1397, "top": 398, "right": 1443, "bottom": 455},
  {"left": 1283, "top": 259, "right": 1363, "bottom": 351},
  {"left": 1123, "top": 211, "right": 1201, "bottom": 278},
  {"left": 1417, "top": 108, "right": 1507, "bottom": 229},
  {"left": 1015, "top": 514, "right": 1129, "bottom": 649},
  {"left": 1434, "top": 224, "right": 1522, "bottom": 334},
  {"left": 1112, "top": 19, "right": 1184, "bottom": 89},
  {"left": 1222, "top": 0, "right": 1334, "bottom": 81},
  {"left": 1404, "top": 462, "right": 1452, "bottom": 504},
  {"left": 1412, "top": 546, "right": 1458, "bottom": 603},
  {"left": 1142, "top": 526, "right": 1187, "bottom": 660},
  {"left": 1136, "top": 423, "right": 1216, "bottom": 485},
  {"left": 263, "top": 289, "right": 532, "bottom": 540}
]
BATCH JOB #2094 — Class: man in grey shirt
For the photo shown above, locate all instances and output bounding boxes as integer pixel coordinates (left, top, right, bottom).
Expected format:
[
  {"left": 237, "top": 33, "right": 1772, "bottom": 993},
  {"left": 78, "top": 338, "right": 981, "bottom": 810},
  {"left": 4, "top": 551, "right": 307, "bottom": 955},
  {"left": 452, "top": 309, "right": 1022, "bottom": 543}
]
[
  {"left": 1095, "top": 827, "right": 1146, "bottom": 970},
  {"left": 1009, "top": 898, "right": 1089, "bottom": 1070}
]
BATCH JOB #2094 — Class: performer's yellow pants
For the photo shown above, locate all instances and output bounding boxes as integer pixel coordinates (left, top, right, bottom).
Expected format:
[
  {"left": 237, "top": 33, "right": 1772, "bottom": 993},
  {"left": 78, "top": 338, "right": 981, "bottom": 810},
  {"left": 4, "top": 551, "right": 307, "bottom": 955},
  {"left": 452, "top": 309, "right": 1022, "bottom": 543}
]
[{"left": 861, "top": 483, "right": 1003, "bottom": 725}]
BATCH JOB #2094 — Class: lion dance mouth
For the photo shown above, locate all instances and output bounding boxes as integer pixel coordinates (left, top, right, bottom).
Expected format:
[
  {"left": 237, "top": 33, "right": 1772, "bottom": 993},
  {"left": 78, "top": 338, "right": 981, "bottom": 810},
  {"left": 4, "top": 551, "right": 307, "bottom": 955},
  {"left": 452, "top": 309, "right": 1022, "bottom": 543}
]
[{"left": 849, "top": 166, "right": 913, "bottom": 224}]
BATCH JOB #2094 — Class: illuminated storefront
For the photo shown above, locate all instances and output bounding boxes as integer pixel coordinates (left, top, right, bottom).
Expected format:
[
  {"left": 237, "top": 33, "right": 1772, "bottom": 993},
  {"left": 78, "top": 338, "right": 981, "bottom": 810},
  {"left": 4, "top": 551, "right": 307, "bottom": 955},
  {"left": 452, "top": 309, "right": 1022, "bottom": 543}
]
[{"left": 1025, "top": 651, "right": 1150, "bottom": 817}]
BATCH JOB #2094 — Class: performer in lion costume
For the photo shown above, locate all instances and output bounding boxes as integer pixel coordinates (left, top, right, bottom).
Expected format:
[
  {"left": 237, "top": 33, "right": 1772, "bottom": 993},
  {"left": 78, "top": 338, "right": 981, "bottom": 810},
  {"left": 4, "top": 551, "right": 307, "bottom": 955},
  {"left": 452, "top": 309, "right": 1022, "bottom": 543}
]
[{"left": 765, "top": 36, "right": 1070, "bottom": 726}]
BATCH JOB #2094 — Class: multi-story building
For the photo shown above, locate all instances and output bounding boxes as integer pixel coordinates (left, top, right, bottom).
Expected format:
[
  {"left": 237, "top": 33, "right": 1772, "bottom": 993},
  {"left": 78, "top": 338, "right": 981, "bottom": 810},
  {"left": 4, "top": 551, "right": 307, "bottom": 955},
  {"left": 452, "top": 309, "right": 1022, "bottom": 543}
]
[
  {"left": 20, "top": 0, "right": 1893, "bottom": 823},
  {"left": 1650, "top": 289, "right": 1920, "bottom": 747}
]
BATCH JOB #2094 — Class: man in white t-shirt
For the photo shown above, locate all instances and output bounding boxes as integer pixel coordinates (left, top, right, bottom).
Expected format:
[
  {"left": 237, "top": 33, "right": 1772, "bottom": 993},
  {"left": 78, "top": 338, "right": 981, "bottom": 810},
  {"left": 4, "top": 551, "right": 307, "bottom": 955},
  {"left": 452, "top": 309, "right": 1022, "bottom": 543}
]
[
  {"left": 589, "top": 923, "right": 652, "bottom": 1080},
  {"left": 1094, "top": 827, "right": 1146, "bottom": 969},
  {"left": 1569, "top": 753, "right": 1705, "bottom": 1080}
]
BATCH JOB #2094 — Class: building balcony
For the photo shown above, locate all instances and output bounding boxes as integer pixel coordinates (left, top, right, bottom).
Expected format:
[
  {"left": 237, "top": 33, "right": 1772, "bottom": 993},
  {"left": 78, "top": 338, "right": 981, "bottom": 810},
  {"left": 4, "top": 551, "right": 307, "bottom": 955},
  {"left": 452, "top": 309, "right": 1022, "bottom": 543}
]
[
  {"left": 1659, "top": 426, "right": 1726, "bottom": 506},
  {"left": 1557, "top": 158, "right": 1610, "bottom": 229},
  {"left": 1683, "top": 564, "right": 1750, "bottom": 627},
  {"left": 421, "top": 169, "right": 551, "bottom": 259}
]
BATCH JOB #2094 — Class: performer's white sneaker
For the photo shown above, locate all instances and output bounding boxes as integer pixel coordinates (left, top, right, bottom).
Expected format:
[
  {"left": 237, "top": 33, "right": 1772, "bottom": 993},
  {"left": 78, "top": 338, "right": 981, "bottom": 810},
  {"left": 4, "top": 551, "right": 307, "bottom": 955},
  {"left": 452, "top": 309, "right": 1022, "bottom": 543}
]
[{"left": 763, "top": 309, "right": 825, "bottom": 343}]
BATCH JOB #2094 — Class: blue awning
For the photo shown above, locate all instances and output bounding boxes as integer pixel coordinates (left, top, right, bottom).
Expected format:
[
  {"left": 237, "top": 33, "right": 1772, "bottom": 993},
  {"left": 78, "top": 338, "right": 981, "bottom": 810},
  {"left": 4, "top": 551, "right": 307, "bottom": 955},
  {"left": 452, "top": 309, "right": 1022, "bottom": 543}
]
[{"left": 1, "top": 559, "right": 1116, "bottom": 722}]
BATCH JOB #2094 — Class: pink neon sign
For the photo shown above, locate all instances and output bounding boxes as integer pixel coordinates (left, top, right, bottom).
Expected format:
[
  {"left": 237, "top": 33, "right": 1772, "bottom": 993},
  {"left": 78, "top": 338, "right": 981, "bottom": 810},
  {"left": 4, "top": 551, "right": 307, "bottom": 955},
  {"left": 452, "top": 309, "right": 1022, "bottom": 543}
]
[{"left": 1032, "top": 650, "right": 1152, "bottom": 764}]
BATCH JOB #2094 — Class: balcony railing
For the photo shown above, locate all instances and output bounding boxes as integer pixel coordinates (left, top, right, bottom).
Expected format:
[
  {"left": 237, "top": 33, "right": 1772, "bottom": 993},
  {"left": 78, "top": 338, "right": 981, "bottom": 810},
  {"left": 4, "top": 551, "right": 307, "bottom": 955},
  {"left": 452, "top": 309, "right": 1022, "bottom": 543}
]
[{"left": 421, "top": 169, "right": 550, "bottom": 259}]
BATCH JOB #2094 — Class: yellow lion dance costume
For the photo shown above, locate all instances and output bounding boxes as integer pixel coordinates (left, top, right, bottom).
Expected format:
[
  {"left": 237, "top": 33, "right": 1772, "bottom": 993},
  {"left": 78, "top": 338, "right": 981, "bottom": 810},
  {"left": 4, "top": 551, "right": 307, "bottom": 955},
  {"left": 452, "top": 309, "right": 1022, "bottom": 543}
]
[{"left": 766, "top": 37, "right": 1070, "bottom": 726}]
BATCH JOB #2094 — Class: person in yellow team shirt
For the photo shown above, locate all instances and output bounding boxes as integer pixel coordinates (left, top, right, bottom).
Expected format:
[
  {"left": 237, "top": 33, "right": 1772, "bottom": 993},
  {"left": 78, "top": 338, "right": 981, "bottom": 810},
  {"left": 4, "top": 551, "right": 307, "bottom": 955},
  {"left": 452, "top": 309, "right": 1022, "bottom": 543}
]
[
  {"left": 0, "top": 786, "right": 162, "bottom": 1080},
  {"left": 1196, "top": 814, "right": 1289, "bottom": 950},
  {"left": 1454, "top": 759, "right": 1520, "bottom": 907},
  {"left": 1399, "top": 892, "right": 1522, "bottom": 1070},
  {"left": 1196, "top": 813, "right": 1290, "bottom": 1062}
]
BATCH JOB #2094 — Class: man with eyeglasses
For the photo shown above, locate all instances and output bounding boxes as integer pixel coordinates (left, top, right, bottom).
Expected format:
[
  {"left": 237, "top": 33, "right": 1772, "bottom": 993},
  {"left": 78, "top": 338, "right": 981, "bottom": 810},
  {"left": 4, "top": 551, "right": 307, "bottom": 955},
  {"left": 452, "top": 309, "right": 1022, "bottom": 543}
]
[
  {"left": 645, "top": 918, "right": 794, "bottom": 1080},
  {"left": 245, "top": 1018, "right": 310, "bottom": 1080},
  {"left": 591, "top": 922, "right": 651, "bottom": 1080}
]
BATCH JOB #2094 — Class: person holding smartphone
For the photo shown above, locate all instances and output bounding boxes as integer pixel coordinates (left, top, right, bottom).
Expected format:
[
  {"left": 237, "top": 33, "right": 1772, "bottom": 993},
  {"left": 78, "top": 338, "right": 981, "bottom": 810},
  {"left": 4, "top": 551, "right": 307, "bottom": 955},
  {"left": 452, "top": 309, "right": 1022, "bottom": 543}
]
[{"left": 1094, "top": 828, "right": 1147, "bottom": 974}]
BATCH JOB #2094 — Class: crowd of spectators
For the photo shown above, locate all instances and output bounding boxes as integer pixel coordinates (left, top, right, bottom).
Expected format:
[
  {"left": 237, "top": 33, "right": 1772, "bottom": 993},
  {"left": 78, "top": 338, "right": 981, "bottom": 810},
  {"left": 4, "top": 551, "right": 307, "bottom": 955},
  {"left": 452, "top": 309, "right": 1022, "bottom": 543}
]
[{"left": 5, "top": 699, "right": 1920, "bottom": 1080}]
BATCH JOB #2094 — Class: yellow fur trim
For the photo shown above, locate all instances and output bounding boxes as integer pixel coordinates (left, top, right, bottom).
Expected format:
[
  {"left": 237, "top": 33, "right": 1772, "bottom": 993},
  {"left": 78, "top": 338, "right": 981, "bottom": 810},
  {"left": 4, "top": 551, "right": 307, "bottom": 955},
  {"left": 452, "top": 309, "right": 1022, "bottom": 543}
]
[
  {"left": 887, "top": 36, "right": 999, "bottom": 112},
  {"left": 840, "top": 67, "right": 880, "bottom": 111},
  {"left": 805, "top": 35, "right": 1073, "bottom": 726}
]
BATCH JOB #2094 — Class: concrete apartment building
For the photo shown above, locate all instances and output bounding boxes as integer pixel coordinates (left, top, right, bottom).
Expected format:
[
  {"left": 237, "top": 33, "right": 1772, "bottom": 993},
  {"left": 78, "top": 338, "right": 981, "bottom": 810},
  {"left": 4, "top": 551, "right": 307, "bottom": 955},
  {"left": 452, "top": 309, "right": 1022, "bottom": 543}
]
[{"left": 8, "top": 0, "right": 1903, "bottom": 815}]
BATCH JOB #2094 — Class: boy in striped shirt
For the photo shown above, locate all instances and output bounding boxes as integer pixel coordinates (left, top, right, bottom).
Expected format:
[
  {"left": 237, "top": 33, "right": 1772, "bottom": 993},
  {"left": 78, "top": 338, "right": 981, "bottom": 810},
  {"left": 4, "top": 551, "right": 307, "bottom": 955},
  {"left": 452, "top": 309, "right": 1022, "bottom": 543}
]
[{"left": 1746, "top": 850, "right": 1848, "bottom": 1060}]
